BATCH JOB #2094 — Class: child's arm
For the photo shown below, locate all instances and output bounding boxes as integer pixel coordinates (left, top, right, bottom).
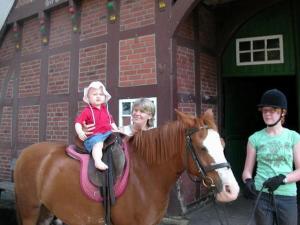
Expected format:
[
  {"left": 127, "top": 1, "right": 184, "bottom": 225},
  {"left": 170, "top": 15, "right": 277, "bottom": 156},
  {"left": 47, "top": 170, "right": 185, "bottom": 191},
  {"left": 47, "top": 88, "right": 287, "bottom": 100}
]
[
  {"left": 111, "top": 122, "right": 120, "bottom": 132},
  {"left": 75, "top": 123, "right": 88, "bottom": 141}
]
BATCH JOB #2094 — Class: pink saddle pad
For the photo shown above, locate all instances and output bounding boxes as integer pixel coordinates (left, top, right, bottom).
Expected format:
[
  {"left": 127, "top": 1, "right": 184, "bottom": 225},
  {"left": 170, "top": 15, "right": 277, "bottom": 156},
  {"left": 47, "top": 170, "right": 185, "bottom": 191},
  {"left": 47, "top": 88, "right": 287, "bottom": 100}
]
[{"left": 66, "top": 142, "right": 130, "bottom": 202}]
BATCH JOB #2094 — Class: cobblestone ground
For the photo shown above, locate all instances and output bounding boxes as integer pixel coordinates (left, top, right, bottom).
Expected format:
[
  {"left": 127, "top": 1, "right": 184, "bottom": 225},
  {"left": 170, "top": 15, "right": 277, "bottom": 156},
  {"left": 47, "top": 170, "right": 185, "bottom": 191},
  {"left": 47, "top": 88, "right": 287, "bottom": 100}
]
[
  {"left": 159, "top": 196, "right": 253, "bottom": 225},
  {"left": 1, "top": 190, "right": 252, "bottom": 225}
]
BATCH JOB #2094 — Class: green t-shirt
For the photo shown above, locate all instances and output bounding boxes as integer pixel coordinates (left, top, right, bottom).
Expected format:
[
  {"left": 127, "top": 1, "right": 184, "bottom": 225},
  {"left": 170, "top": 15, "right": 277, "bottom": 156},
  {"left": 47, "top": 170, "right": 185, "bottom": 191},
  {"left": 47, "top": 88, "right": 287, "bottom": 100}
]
[{"left": 249, "top": 128, "right": 300, "bottom": 196}]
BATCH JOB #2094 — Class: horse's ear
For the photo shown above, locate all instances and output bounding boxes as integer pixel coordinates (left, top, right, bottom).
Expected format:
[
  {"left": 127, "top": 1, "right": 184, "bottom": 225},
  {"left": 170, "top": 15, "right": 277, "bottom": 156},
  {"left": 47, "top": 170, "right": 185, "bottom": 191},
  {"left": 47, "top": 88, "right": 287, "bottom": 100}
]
[
  {"left": 202, "top": 108, "right": 217, "bottom": 130},
  {"left": 175, "top": 109, "right": 195, "bottom": 126},
  {"left": 203, "top": 108, "right": 214, "bottom": 119}
]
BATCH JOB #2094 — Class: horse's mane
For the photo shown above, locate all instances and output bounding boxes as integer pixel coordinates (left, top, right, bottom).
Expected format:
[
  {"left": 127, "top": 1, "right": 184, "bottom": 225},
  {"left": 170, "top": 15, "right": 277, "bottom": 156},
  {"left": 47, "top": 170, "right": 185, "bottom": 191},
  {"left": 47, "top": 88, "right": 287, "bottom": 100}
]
[
  {"left": 130, "top": 121, "right": 186, "bottom": 164},
  {"left": 129, "top": 110, "right": 218, "bottom": 164}
]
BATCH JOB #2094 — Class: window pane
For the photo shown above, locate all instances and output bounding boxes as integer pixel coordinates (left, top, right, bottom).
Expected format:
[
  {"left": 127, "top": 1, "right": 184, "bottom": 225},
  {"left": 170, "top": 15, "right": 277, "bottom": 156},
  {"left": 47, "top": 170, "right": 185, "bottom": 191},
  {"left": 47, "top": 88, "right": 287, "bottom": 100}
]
[
  {"left": 239, "top": 52, "right": 251, "bottom": 62},
  {"left": 253, "top": 51, "right": 265, "bottom": 61},
  {"left": 239, "top": 41, "right": 250, "bottom": 51},
  {"left": 253, "top": 40, "right": 265, "bottom": 50},
  {"left": 122, "top": 102, "right": 131, "bottom": 115},
  {"left": 267, "top": 38, "right": 279, "bottom": 48},
  {"left": 267, "top": 50, "right": 280, "bottom": 60}
]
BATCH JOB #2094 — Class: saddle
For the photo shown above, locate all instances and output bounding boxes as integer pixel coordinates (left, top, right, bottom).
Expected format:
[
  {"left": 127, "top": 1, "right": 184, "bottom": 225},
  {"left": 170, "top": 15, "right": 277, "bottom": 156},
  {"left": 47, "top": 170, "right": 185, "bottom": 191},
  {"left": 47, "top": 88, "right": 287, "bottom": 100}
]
[{"left": 66, "top": 133, "right": 130, "bottom": 202}]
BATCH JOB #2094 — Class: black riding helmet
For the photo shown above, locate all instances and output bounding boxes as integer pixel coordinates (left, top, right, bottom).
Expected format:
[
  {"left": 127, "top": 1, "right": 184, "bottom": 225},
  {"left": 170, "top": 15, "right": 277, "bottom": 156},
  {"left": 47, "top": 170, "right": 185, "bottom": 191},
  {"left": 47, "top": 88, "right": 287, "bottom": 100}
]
[
  {"left": 258, "top": 89, "right": 287, "bottom": 127},
  {"left": 257, "top": 89, "right": 287, "bottom": 110}
]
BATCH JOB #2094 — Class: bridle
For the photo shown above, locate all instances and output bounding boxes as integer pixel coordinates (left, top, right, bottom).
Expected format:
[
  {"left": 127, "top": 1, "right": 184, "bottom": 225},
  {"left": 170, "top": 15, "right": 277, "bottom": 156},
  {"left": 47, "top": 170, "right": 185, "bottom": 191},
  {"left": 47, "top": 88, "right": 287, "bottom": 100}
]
[
  {"left": 185, "top": 126, "right": 233, "bottom": 225},
  {"left": 185, "top": 126, "right": 231, "bottom": 189}
]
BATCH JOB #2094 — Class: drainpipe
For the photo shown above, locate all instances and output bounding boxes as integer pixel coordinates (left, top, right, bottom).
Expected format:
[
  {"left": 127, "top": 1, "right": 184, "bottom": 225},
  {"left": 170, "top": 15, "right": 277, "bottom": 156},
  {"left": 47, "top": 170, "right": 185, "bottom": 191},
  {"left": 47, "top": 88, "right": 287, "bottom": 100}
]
[{"left": 290, "top": 0, "right": 300, "bottom": 131}]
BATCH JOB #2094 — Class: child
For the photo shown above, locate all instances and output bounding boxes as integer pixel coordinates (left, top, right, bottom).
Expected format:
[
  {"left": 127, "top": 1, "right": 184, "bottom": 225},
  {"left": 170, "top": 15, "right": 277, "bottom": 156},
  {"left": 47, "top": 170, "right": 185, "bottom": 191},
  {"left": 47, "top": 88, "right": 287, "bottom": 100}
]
[{"left": 75, "top": 81, "right": 119, "bottom": 170}]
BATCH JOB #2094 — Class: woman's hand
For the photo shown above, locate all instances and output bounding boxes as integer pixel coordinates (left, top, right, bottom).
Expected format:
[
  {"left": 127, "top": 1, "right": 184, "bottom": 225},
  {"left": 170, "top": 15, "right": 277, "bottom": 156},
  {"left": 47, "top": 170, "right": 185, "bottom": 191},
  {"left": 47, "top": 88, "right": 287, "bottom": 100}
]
[
  {"left": 77, "top": 131, "right": 87, "bottom": 141},
  {"left": 82, "top": 122, "right": 95, "bottom": 136}
]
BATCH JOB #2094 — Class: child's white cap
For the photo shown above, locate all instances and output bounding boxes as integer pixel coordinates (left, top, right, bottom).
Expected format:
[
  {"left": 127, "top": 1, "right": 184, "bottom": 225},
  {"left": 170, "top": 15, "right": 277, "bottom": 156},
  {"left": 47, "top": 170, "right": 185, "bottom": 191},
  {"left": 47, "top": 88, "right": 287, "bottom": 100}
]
[{"left": 83, "top": 81, "right": 111, "bottom": 104}]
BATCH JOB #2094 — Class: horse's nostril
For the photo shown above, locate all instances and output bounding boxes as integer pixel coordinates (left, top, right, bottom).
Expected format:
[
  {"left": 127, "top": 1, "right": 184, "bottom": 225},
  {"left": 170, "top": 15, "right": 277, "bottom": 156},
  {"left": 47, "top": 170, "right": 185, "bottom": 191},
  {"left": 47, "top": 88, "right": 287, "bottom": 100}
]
[{"left": 225, "top": 185, "right": 231, "bottom": 193}]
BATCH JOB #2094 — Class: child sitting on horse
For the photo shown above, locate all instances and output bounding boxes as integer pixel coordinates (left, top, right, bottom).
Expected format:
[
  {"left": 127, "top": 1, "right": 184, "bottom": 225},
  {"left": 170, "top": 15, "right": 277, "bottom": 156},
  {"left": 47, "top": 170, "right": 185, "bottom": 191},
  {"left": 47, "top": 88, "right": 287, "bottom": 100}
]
[{"left": 75, "top": 81, "right": 119, "bottom": 170}]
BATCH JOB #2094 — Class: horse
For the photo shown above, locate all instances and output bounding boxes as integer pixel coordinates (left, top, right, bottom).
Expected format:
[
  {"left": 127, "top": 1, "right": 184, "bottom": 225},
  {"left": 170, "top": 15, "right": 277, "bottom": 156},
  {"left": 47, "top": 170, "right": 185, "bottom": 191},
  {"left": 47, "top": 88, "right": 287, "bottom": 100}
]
[{"left": 14, "top": 109, "right": 239, "bottom": 225}]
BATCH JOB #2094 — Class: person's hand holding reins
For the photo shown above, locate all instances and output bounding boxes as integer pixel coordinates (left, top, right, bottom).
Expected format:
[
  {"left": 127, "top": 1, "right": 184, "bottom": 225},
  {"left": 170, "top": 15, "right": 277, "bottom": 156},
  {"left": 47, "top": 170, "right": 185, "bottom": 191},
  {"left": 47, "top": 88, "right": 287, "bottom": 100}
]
[
  {"left": 77, "top": 130, "right": 87, "bottom": 141},
  {"left": 244, "top": 178, "right": 257, "bottom": 199},
  {"left": 82, "top": 121, "right": 95, "bottom": 136},
  {"left": 263, "top": 174, "right": 286, "bottom": 192}
]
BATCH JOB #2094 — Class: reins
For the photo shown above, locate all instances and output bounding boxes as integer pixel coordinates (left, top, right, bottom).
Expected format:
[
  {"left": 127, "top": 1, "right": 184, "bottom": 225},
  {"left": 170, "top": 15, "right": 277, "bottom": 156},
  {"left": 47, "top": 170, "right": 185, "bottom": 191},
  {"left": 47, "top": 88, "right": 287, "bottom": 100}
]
[
  {"left": 246, "top": 185, "right": 281, "bottom": 225},
  {"left": 246, "top": 186, "right": 264, "bottom": 225}
]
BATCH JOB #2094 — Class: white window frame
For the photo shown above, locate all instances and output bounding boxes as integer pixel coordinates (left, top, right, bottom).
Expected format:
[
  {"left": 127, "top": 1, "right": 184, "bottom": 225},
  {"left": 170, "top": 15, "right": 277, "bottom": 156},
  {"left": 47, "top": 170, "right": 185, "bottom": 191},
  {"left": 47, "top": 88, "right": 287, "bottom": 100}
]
[
  {"left": 236, "top": 34, "right": 284, "bottom": 66},
  {"left": 118, "top": 97, "right": 157, "bottom": 127}
]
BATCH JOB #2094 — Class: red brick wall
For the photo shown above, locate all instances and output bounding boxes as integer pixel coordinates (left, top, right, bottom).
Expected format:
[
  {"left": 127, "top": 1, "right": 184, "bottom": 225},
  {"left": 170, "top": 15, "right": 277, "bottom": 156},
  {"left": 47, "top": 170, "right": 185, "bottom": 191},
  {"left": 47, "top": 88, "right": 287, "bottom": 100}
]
[
  {"left": 177, "top": 46, "right": 195, "bottom": 95},
  {"left": 119, "top": 34, "right": 157, "bottom": 87},
  {"left": 0, "top": 68, "right": 13, "bottom": 176},
  {"left": 79, "top": 43, "right": 107, "bottom": 91},
  {"left": 177, "top": 102, "right": 196, "bottom": 115},
  {"left": 198, "top": 6, "right": 218, "bottom": 120},
  {"left": 49, "top": 7, "right": 72, "bottom": 49},
  {"left": 176, "top": 45, "right": 196, "bottom": 115},
  {"left": 6, "top": 78, "right": 14, "bottom": 98},
  {"left": 19, "top": 59, "right": 41, "bottom": 97},
  {"left": 18, "top": 105, "right": 40, "bottom": 143},
  {"left": 46, "top": 102, "right": 69, "bottom": 142},
  {"left": 177, "top": 16, "right": 195, "bottom": 41},
  {"left": 0, "top": 106, "right": 12, "bottom": 144},
  {"left": 0, "top": 29, "right": 15, "bottom": 61},
  {"left": 200, "top": 53, "right": 217, "bottom": 116},
  {"left": 21, "top": 18, "right": 41, "bottom": 56},
  {"left": 80, "top": 0, "right": 107, "bottom": 41},
  {"left": 120, "top": 0, "right": 155, "bottom": 31},
  {"left": 0, "top": 66, "right": 9, "bottom": 93},
  {"left": 48, "top": 52, "right": 70, "bottom": 94},
  {"left": 0, "top": 148, "right": 12, "bottom": 181}
]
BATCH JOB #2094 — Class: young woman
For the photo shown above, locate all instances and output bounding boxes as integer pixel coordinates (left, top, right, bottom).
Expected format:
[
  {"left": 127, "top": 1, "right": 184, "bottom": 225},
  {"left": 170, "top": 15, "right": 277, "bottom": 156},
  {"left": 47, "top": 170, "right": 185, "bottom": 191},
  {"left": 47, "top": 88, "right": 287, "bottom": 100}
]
[{"left": 242, "top": 89, "right": 300, "bottom": 225}]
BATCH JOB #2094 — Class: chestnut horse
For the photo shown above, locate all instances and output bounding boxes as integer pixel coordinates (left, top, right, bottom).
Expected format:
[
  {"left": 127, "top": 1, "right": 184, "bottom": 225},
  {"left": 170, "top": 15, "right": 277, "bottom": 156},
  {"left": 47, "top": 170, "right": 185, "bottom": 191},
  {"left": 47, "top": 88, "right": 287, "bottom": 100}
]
[{"left": 14, "top": 109, "right": 239, "bottom": 225}]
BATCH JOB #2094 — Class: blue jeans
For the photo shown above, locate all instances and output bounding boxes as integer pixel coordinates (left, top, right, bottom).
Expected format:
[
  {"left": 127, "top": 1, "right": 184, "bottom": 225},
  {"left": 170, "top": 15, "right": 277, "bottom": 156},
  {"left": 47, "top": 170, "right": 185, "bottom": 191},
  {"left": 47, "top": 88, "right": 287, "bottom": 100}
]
[
  {"left": 255, "top": 192, "right": 297, "bottom": 225},
  {"left": 83, "top": 131, "right": 112, "bottom": 153}
]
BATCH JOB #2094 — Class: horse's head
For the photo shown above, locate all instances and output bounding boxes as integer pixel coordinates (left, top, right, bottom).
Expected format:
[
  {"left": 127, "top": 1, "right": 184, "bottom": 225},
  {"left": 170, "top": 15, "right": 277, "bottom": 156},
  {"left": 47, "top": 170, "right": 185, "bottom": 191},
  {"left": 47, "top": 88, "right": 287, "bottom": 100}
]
[{"left": 176, "top": 109, "right": 240, "bottom": 202}]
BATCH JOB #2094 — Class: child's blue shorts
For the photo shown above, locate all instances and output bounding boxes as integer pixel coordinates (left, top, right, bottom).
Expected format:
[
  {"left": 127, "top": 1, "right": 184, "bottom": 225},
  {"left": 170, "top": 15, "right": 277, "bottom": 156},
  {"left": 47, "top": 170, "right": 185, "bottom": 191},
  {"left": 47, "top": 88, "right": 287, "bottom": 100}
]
[{"left": 83, "top": 131, "right": 112, "bottom": 153}]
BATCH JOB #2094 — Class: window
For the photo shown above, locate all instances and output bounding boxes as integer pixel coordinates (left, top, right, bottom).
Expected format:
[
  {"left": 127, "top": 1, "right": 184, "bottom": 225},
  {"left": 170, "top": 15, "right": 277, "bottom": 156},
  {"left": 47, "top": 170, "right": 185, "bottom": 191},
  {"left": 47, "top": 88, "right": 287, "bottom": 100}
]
[
  {"left": 236, "top": 35, "right": 283, "bottom": 66},
  {"left": 118, "top": 97, "right": 157, "bottom": 127}
]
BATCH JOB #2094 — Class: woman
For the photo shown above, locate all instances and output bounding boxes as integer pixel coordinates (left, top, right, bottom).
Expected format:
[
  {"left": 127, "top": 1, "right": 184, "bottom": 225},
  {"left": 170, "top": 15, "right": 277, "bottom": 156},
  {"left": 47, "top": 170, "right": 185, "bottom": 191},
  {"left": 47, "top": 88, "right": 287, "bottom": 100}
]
[
  {"left": 242, "top": 89, "right": 300, "bottom": 225},
  {"left": 119, "top": 98, "right": 155, "bottom": 136}
]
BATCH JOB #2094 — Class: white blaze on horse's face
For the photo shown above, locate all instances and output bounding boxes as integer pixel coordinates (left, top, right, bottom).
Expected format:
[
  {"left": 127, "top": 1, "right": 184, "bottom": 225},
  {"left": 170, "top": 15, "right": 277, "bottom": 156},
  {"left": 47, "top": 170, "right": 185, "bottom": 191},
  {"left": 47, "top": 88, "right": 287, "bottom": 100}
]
[{"left": 203, "top": 129, "right": 240, "bottom": 202}]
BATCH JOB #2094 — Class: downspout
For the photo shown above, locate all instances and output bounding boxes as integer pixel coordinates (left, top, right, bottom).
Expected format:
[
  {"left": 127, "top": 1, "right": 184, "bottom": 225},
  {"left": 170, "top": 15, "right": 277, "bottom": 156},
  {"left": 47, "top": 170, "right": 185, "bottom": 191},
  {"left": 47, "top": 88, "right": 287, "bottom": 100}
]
[{"left": 290, "top": 0, "right": 300, "bottom": 130}]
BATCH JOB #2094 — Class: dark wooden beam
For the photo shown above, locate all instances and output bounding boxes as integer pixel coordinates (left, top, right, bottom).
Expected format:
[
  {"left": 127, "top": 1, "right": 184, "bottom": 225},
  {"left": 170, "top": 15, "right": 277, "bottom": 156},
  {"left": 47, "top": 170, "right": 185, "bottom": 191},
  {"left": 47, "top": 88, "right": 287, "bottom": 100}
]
[
  {"left": 169, "top": 0, "right": 202, "bottom": 36},
  {"left": 7, "top": 0, "right": 68, "bottom": 24}
]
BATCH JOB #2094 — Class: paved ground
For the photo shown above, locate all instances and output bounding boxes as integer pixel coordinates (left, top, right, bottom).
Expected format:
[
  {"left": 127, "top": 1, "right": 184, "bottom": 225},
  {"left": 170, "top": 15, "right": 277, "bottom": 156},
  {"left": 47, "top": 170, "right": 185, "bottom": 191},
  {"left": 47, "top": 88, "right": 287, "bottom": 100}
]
[
  {"left": 160, "top": 196, "right": 253, "bottom": 225},
  {"left": 1, "top": 190, "right": 253, "bottom": 225}
]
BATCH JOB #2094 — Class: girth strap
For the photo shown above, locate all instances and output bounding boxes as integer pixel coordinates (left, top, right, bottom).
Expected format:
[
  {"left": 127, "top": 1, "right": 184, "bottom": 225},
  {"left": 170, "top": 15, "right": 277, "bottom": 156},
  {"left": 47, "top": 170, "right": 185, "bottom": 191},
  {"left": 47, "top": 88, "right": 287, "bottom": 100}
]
[{"left": 99, "top": 147, "right": 116, "bottom": 225}]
